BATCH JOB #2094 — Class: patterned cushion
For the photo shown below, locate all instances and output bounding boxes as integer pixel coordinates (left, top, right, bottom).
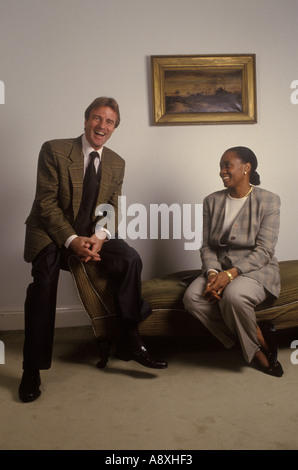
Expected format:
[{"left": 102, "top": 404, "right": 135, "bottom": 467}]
[{"left": 255, "top": 260, "right": 298, "bottom": 328}]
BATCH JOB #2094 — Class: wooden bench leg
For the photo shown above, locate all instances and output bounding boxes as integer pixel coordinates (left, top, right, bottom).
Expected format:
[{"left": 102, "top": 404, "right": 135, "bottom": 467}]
[{"left": 95, "top": 338, "right": 112, "bottom": 368}]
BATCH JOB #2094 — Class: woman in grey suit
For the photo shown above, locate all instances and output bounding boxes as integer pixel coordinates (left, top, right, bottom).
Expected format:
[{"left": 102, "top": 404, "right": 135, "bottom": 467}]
[{"left": 183, "top": 146, "right": 283, "bottom": 377}]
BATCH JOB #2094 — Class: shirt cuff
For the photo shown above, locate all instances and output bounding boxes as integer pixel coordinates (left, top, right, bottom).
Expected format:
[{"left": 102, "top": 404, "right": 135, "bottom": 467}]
[
  {"left": 95, "top": 227, "right": 111, "bottom": 241},
  {"left": 65, "top": 234, "right": 78, "bottom": 249}
]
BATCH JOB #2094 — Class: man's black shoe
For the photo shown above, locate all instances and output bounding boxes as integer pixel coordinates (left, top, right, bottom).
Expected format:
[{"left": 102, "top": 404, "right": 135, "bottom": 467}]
[
  {"left": 116, "top": 344, "right": 168, "bottom": 369},
  {"left": 19, "top": 370, "right": 41, "bottom": 403}
]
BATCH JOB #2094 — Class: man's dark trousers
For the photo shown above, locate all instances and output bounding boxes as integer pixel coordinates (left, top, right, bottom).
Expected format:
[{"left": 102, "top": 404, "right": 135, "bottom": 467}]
[{"left": 23, "top": 238, "right": 151, "bottom": 370}]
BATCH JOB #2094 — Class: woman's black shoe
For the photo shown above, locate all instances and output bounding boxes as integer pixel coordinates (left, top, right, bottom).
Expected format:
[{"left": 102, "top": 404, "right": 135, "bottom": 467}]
[
  {"left": 259, "top": 321, "right": 278, "bottom": 365},
  {"left": 261, "top": 360, "right": 284, "bottom": 378}
]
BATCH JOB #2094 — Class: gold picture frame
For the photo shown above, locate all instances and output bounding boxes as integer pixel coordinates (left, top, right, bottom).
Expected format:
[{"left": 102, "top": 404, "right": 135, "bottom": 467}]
[{"left": 151, "top": 54, "right": 257, "bottom": 125}]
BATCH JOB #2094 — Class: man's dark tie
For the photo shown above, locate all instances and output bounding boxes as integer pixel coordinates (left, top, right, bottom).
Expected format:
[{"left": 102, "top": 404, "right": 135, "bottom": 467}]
[{"left": 73, "top": 151, "right": 101, "bottom": 236}]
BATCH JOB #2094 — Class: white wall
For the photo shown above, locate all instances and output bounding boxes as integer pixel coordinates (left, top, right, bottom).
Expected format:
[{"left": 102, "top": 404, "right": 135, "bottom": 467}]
[{"left": 1, "top": 0, "right": 298, "bottom": 327}]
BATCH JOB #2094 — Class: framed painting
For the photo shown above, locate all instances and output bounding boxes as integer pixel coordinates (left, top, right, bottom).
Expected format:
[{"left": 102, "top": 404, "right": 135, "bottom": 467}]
[{"left": 151, "top": 54, "right": 257, "bottom": 125}]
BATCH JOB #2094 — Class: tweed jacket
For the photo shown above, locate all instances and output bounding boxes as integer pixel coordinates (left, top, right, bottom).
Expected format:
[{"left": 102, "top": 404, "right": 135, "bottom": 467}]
[
  {"left": 24, "top": 136, "right": 125, "bottom": 263},
  {"left": 200, "top": 186, "right": 281, "bottom": 298}
]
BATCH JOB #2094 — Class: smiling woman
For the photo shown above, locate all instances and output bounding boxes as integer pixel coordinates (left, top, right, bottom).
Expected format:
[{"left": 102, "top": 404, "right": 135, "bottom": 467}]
[
  {"left": 183, "top": 146, "right": 283, "bottom": 378},
  {"left": 219, "top": 146, "right": 260, "bottom": 198}
]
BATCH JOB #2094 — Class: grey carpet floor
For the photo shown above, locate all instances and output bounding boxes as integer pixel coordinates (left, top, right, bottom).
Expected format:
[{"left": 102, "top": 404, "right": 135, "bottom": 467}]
[{"left": 0, "top": 326, "right": 298, "bottom": 450}]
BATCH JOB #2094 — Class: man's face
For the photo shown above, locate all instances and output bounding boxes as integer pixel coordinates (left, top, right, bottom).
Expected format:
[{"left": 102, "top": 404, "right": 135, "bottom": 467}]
[{"left": 84, "top": 106, "right": 117, "bottom": 150}]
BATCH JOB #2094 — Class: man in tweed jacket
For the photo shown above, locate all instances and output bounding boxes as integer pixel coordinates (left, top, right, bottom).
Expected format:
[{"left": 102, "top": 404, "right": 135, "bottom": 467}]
[{"left": 19, "top": 97, "right": 167, "bottom": 403}]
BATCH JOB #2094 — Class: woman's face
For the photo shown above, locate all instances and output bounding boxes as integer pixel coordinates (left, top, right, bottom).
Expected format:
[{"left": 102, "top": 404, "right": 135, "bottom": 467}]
[{"left": 219, "top": 151, "right": 250, "bottom": 189}]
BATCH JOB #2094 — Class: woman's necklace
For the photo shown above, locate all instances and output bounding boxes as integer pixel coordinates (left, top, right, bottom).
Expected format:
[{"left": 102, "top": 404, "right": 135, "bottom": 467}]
[
  {"left": 243, "top": 185, "right": 253, "bottom": 198},
  {"left": 228, "top": 185, "right": 253, "bottom": 199}
]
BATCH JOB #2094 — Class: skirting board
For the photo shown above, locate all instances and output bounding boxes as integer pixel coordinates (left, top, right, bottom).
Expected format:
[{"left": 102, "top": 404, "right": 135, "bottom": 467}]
[{"left": 0, "top": 306, "right": 91, "bottom": 331}]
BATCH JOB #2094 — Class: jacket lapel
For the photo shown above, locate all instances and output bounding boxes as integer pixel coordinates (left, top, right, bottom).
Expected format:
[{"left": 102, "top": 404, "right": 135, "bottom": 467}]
[
  {"left": 210, "top": 192, "right": 226, "bottom": 244},
  {"left": 68, "top": 136, "right": 84, "bottom": 218},
  {"left": 228, "top": 191, "right": 255, "bottom": 245}
]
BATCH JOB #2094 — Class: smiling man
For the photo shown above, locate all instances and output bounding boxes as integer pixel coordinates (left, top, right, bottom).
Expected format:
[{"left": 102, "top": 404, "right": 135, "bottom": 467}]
[{"left": 19, "top": 97, "right": 167, "bottom": 403}]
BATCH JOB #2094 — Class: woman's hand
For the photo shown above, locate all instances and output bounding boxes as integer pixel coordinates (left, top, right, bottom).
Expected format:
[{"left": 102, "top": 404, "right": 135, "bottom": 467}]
[{"left": 203, "top": 269, "right": 238, "bottom": 302}]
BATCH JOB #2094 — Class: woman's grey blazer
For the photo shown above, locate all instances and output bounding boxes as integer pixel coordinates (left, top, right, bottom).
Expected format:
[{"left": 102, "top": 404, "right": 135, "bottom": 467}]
[{"left": 200, "top": 186, "right": 281, "bottom": 299}]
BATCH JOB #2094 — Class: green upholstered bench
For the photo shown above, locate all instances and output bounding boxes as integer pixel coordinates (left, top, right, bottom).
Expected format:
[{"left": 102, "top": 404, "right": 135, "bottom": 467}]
[{"left": 68, "top": 257, "right": 298, "bottom": 367}]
